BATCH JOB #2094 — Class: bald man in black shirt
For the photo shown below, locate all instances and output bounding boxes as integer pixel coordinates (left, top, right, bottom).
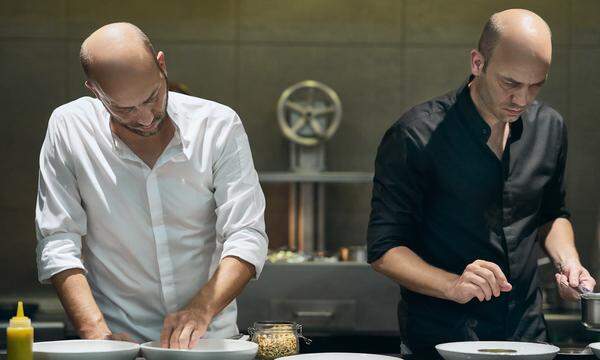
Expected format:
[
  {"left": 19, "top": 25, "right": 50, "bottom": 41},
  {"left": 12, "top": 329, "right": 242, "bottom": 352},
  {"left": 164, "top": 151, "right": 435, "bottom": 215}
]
[{"left": 367, "top": 9, "right": 596, "bottom": 359}]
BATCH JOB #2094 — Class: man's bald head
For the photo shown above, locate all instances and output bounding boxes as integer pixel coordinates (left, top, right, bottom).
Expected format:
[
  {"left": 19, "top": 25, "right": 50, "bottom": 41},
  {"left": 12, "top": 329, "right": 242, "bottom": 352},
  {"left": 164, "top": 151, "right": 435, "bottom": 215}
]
[
  {"left": 469, "top": 9, "right": 553, "bottom": 124},
  {"left": 79, "top": 23, "right": 170, "bottom": 138},
  {"left": 80, "top": 22, "right": 159, "bottom": 83},
  {"left": 478, "top": 9, "right": 552, "bottom": 71}
]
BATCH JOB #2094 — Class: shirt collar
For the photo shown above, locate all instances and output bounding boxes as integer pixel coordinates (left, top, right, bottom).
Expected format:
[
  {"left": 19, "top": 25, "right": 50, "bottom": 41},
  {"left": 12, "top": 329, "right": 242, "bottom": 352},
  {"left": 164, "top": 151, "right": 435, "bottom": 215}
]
[
  {"left": 166, "top": 93, "right": 192, "bottom": 160},
  {"left": 456, "top": 75, "right": 523, "bottom": 144}
]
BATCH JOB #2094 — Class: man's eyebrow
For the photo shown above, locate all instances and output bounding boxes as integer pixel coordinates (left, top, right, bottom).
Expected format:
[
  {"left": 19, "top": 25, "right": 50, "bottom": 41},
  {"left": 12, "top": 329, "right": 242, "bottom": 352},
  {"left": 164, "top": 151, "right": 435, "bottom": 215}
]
[
  {"left": 501, "top": 76, "right": 521, "bottom": 84},
  {"left": 115, "top": 86, "right": 160, "bottom": 110},
  {"left": 501, "top": 75, "right": 546, "bottom": 86}
]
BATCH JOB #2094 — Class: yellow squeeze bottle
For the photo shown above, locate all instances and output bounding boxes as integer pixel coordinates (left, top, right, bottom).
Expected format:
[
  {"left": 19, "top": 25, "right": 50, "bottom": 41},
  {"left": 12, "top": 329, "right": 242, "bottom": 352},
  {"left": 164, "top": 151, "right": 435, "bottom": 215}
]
[{"left": 7, "top": 301, "right": 33, "bottom": 360}]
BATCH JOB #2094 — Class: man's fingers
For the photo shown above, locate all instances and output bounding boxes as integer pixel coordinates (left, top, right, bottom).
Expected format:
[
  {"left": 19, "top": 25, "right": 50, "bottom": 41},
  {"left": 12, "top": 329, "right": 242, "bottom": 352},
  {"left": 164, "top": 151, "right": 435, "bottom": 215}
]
[
  {"left": 178, "top": 322, "right": 195, "bottom": 349},
  {"left": 556, "top": 273, "right": 579, "bottom": 296},
  {"left": 477, "top": 261, "right": 510, "bottom": 286},
  {"left": 189, "top": 328, "right": 204, "bottom": 349},
  {"left": 568, "top": 266, "right": 582, "bottom": 288},
  {"left": 561, "top": 287, "right": 580, "bottom": 301},
  {"left": 472, "top": 267, "right": 500, "bottom": 297},
  {"left": 465, "top": 283, "right": 485, "bottom": 302},
  {"left": 111, "top": 333, "right": 135, "bottom": 342},
  {"left": 160, "top": 319, "right": 174, "bottom": 348},
  {"left": 580, "top": 273, "right": 596, "bottom": 292},
  {"left": 556, "top": 273, "right": 568, "bottom": 287},
  {"left": 465, "top": 272, "right": 492, "bottom": 300},
  {"left": 170, "top": 326, "right": 184, "bottom": 349},
  {"left": 556, "top": 274, "right": 581, "bottom": 301}
]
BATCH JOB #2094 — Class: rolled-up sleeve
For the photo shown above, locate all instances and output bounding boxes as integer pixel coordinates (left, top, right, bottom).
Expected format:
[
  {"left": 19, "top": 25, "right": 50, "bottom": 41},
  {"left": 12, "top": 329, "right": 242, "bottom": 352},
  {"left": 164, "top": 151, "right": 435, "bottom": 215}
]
[
  {"left": 367, "top": 123, "right": 427, "bottom": 264},
  {"left": 35, "top": 111, "right": 87, "bottom": 283},
  {"left": 213, "top": 114, "right": 268, "bottom": 279}
]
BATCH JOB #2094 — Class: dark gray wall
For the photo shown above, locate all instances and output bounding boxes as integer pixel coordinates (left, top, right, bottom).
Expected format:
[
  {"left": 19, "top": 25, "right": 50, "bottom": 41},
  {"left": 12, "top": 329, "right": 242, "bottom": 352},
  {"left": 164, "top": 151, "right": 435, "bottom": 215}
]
[{"left": 1, "top": 0, "right": 598, "bottom": 293}]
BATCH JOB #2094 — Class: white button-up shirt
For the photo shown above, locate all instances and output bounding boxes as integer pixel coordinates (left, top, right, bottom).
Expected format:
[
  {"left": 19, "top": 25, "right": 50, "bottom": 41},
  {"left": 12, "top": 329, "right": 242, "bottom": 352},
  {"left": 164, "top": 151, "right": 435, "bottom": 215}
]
[{"left": 35, "top": 92, "right": 268, "bottom": 342}]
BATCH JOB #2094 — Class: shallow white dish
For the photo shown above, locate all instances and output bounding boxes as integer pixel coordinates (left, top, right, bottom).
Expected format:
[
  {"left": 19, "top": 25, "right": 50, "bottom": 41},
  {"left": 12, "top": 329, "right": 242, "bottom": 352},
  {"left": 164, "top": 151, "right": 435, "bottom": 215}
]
[
  {"left": 278, "top": 353, "right": 401, "bottom": 359},
  {"left": 436, "top": 341, "right": 559, "bottom": 360},
  {"left": 588, "top": 342, "right": 600, "bottom": 358},
  {"left": 140, "top": 339, "right": 258, "bottom": 360},
  {"left": 33, "top": 339, "right": 140, "bottom": 360}
]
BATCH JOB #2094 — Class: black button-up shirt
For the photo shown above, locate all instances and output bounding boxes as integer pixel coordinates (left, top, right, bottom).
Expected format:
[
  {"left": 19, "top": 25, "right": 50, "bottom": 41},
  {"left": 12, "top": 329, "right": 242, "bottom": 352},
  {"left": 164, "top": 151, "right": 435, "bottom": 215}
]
[{"left": 367, "top": 78, "right": 569, "bottom": 354}]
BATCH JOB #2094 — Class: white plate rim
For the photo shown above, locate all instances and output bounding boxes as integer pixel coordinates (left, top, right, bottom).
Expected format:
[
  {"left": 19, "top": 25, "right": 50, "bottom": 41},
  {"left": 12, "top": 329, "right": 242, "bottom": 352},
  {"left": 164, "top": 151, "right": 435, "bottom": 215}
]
[
  {"left": 435, "top": 341, "right": 559, "bottom": 355},
  {"left": 588, "top": 342, "right": 600, "bottom": 350},
  {"left": 140, "top": 339, "right": 258, "bottom": 353},
  {"left": 33, "top": 339, "right": 140, "bottom": 354}
]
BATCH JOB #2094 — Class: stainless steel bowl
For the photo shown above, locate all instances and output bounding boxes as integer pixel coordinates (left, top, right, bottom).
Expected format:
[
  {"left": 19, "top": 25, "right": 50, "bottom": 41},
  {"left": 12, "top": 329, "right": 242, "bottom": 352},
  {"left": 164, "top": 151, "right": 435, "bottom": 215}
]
[{"left": 581, "top": 293, "right": 600, "bottom": 331}]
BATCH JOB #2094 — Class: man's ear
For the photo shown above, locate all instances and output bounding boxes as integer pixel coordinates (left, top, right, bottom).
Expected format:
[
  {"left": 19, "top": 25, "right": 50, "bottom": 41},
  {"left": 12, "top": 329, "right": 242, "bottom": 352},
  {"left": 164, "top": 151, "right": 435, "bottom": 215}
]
[
  {"left": 470, "top": 49, "right": 485, "bottom": 76},
  {"left": 85, "top": 80, "right": 98, "bottom": 97},
  {"left": 156, "top": 51, "right": 167, "bottom": 77}
]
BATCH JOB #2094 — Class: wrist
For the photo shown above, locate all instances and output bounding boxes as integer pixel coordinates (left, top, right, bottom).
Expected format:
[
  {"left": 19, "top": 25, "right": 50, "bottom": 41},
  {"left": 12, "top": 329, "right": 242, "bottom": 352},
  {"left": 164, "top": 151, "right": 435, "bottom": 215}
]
[
  {"left": 78, "top": 316, "right": 110, "bottom": 339},
  {"left": 555, "top": 256, "right": 581, "bottom": 268},
  {"left": 186, "top": 301, "right": 215, "bottom": 325},
  {"left": 441, "top": 273, "right": 459, "bottom": 302},
  {"left": 79, "top": 326, "right": 111, "bottom": 340}
]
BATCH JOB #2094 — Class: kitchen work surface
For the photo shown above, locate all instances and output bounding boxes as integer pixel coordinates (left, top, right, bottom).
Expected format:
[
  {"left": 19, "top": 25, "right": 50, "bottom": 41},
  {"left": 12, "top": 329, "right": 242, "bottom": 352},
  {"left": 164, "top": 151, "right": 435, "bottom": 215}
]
[
  {"left": 435, "top": 341, "right": 560, "bottom": 359},
  {"left": 140, "top": 339, "right": 258, "bottom": 360},
  {"left": 32, "top": 339, "right": 140, "bottom": 359}
]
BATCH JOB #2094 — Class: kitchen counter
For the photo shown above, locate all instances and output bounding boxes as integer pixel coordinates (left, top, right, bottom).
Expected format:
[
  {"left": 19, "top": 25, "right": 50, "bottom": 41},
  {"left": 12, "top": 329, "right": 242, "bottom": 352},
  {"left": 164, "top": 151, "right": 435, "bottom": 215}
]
[{"left": 0, "top": 352, "right": 401, "bottom": 360}]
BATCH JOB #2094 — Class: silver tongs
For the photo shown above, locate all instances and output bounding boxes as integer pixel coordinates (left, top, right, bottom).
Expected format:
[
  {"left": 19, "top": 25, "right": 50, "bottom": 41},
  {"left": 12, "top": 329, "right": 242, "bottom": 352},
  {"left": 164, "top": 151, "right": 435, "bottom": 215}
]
[{"left": 557, "top": 263, "right": 591, "bottom": 294}]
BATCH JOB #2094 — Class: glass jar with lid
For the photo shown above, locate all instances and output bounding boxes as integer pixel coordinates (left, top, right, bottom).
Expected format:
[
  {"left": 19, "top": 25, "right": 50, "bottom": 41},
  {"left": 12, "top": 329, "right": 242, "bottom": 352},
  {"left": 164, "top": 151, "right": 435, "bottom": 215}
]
[{"left": 249, "top": 321, "right": 311, "bottom": 360}]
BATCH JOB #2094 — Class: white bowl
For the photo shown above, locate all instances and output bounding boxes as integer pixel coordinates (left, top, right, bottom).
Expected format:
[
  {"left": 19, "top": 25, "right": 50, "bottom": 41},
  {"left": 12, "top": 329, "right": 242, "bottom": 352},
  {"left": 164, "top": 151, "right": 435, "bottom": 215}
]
[
  {"left": 33, "top": 339, "right": 140, "bottom": 360},
  {"left": 436, "top": 341, "right": 559, "bottom": 360},
  {"left": 140, "top": 339, "right": 258, "bottom": 360},
  {"left": 278, "top": 353, "right": 401, "bottom": 360},
  {"left": 588, "top": 342, "right": 600, "bottom": 358}
]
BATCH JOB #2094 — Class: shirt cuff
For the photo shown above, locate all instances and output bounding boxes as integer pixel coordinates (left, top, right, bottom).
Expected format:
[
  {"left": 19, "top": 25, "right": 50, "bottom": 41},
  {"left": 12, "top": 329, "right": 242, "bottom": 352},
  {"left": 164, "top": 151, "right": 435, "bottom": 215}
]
[
  {"left": 37, "top": 232, "right": 86, "bottom": 284},
  {"left": 220, "top": 228, "right": 268, "bottom": 279}
]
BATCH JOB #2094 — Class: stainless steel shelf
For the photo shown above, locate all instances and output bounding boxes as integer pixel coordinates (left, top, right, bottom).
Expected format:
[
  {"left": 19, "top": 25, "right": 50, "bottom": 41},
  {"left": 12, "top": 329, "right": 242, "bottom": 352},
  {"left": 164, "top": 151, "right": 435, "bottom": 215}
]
[{"left": 258, "top": 171, "right": 373, "bottom": 183}]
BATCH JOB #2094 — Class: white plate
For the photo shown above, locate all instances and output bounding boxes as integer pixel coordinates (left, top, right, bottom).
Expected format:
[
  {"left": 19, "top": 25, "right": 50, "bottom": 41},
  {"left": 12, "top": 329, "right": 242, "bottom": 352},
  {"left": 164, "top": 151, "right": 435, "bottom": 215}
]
[
  {"left": 435, "top": 341, "right": 559, "bottom": 360},
  {"left": 278, "top": 353, "right": 402, "bottom": 360},
  {"left": 140, "top": 339, "right": 258, "bottom": 360},
  {"left": 588, "top": 342, "right": 600, "bottom": 358},
  {"left": 33, "top": 339, "right": 140, "bottom": 360}
]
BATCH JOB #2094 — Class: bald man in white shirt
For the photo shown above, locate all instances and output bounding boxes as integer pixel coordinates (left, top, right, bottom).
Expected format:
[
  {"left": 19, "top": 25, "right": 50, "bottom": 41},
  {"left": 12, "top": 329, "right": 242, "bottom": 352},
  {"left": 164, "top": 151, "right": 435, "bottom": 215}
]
[{"left": 35, "top": 22, "right": 268, "bottom": 349}]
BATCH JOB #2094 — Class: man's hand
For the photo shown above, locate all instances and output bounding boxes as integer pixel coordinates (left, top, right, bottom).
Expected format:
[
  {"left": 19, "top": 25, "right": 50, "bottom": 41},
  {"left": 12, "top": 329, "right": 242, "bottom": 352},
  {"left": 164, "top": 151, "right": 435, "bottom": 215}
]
[
  {"left": 445, "top": 260, "right": 512, "bottom": 304},
  {"left": 158, "top": 256, "right": 255, "bottom": 349},
  {"left": 80, "top": 325, "right": 135, "bottom": 343},
  {"left": 81, "top": 327, "right": 135, "bottom": 342},
  {"left": 107, "top": 333, "right": 136, "bottom": 342},
  {"left": 556, "top": 262, "right": 596, "bottom": 301},
  {"left": 160, "top": 307, "right": 211, "bottom": 349}
]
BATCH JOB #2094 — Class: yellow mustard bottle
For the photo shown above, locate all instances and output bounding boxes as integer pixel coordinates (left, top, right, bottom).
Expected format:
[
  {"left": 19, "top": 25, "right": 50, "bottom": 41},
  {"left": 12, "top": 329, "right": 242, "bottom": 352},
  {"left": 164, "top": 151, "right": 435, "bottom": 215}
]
[{"left": 7, "top": 301, "right": 33, "bottom": 360}]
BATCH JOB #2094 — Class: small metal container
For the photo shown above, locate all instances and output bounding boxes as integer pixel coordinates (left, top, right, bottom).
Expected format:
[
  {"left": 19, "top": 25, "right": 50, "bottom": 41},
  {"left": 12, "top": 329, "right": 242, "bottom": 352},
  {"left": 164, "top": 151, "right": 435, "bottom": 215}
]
[{"left": 580, "top": 293, "right": 600, "bottom": 331}]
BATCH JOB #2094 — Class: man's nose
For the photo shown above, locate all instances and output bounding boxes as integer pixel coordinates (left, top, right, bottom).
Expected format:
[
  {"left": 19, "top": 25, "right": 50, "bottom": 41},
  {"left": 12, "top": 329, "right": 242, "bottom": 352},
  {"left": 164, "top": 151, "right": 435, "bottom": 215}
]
[
  {"left": 511, "top": 88, "right": 529, "bottom": 108},
  {"left": 134, "top": 105, "right": 154, "bottom": 125}
]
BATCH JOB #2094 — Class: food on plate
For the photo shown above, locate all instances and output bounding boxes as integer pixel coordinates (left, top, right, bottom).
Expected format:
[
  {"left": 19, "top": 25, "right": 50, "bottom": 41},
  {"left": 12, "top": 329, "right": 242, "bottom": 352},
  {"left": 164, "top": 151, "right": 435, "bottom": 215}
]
[{"left": 478, "top": 348, "right": 518, "bottom": 353}]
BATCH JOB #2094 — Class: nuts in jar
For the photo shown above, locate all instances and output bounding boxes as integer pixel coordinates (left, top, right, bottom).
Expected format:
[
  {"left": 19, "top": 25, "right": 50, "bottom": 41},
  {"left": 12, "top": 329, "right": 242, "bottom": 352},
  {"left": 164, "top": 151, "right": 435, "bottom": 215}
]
[{"left": 249, "top": 321, "right": 311, "bottom": 360}]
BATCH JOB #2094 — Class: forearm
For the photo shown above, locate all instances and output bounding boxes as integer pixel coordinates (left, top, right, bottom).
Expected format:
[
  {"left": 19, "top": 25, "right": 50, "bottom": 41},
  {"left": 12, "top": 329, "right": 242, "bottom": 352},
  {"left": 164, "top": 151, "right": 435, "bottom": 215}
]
[
  {"left": 185, "top": 256, "right": 255, "bottom": 322},
  {"left": 371, "top": 246, "right": 458, "bottom": 300},
  {"left": 540, "top": 218, "right": 580, "bottom": 266},
  {"left": 51, "top": 268, "right": 110, "bottom": 339}
]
